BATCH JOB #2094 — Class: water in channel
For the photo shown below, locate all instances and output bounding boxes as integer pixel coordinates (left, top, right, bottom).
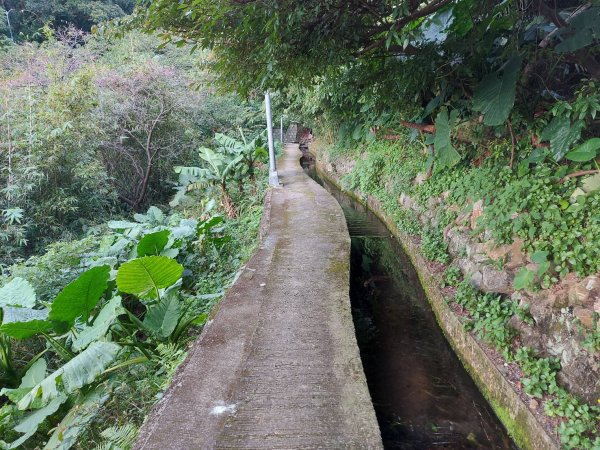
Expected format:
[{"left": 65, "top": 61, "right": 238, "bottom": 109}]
[{"left": 301, "top": 155, "right": 517, "bottom": 450}]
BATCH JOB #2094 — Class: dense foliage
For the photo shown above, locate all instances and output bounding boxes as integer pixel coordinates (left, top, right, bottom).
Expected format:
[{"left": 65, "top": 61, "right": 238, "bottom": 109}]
[
  {"left": 0, "top": 4, "right": 274, "bottom": 446},
  {"left": 137, "top": 1, "right": 598, "bottom": 160},
  {"left": 1, "top": 0, "right": 135, "bottom": 43},
  {"left": 0, "top": 185, "right": 267, "bottom": 448},
  {"left": 0, "top": 121, "right": 270, "bottom": 449},
  {"left": 137, "top": 0, "right": 600, "bottom": 291},
  {"left": 321, "top": 134, "right": 600, "bottom": 448},
  {"left": 0, "top": 28, "right": 264, "bottom": 263}
]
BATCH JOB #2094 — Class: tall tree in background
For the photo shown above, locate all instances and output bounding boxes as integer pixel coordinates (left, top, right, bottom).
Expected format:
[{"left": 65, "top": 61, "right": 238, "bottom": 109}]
[{"left": 1, "top": 0, "right": 135, "bottom": 41}]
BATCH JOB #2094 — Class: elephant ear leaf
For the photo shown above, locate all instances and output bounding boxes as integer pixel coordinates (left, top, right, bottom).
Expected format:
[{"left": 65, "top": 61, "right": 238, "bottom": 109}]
[
  {"left": 4, "top": 394, "right": 68, "bottom": 450},
  {"left": 44, "top": 386, "right": 110, "bottom": 450},
  {"left": 0, "top": 307, "right": 52, "bottom": 339},
  {"left": 0, "top": 277, "right": 36, "bottom": 308},
  {"left": 72, "top": 297, "right": 125, "bottom": 352},
  {"left": 137, "top": 230, "right": 171, "bottom": 257},
  {"left": 143, "top": 293, "right": 181, "bottom": 339},
  {"left": 48, "top": 266, "right": 111, "bottom": 326},
  {"left": 17, "top": 342, "right": 120, "bottom": 410},
  {"left": 0, "top": 358, "right": 48, "bottom": 404},
  {"left": 116, "top": 256, "right": 183, "bottom": 300},
  {"left": 473, "top": 55, "right": 521, "bottom": 126},
  {"left": 434, "top": 108, "right": 461, "bottom": 168}
]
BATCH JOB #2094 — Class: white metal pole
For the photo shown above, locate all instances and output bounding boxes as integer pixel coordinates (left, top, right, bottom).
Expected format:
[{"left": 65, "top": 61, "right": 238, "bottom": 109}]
[
  {"left": 6, "top": 9, "right": 15, "bottom": 43},
  {"left": 265, "top": 91, "right": 279, "bottom": 186}
]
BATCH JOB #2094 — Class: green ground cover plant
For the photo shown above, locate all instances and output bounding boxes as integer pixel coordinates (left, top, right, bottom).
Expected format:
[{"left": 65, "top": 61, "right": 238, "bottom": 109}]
[{"left": 320, "top": 136, "right": 600, "bottom": 448}]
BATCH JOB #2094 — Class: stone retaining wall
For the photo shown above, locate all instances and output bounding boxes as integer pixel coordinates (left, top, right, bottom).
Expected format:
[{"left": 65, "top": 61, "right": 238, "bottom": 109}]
[{"left": 312, "top": 150, "right": 561, "bottom": 450}]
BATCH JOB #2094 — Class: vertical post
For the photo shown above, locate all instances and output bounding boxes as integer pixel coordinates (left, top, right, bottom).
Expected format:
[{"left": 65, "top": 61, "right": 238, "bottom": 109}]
[
  {"left": 280, "top": 116, "right": 284, "bottom": 143},
  {"left": 265, "top": 90, "right": 279, "bottom": 186},
  {"left": 5, "top": 9, "right": 15, "bottom": 43}
]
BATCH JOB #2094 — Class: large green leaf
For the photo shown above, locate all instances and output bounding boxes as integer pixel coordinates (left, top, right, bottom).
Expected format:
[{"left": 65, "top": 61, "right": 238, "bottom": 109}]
[
  {"left": 0, "top": 358, "right": 47, "bottom": 404},
  {"left": 472, "top": 55, "right": 521, "bottom": 126},
  {"left": 48, "top": 266, "right": 111, "bottom": 326},
  {"left": 555, "top": 8, "right": 600, "bottom": 53},
  {"left": 4, "top": 394, "right": 68, "bottom": 450},
  {"left": 137, "top": 230, "right": 170, "bottom": 257},
  {"left": 71, "top": 297, "right": 125, "bottom": 352},
  {"left": 0, "top": 278, "right": 36, "bottom": 308},
  {"left": 565, "top": 138, "right": 600, "bottom": 162},
  {"left": 17, "top": 342, "right": 120, "bottom": 410},
  {"left": 143, "top": 293, "right": 181, "bottom": 339},
  {"left": 116, "top": 256, "right": 183, "bottom": 299},
  {"left": 540, "top": 116, "right": 584, "bottom": 161},
  {"left": 21, "top": 358, "right": 47, "bottom": 388},
  {"left": 134, "top": 206, "right": 166, "bottom": 225},
  {"left": 0, "top": 307, "right": 52, "bottom": 339},
  {"left": 434, "top": 108, "right": 461, "bottom": 168},
  {"left": 44, "top": 387, "right": 110, "bottom": 450}
]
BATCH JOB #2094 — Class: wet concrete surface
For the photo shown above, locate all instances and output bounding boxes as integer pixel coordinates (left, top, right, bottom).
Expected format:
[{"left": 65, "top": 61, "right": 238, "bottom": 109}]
[{"left": 135, "top": 144, "right": 382, "bottom": 449}]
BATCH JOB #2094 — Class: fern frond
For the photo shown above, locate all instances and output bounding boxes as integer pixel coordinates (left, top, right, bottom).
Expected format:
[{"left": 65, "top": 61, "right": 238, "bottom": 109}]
[{"left": 95, "top": 423, "right": 138, "bottom": 450}]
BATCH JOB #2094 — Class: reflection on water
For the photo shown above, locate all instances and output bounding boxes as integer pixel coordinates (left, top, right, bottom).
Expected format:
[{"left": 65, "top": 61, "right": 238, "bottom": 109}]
[{"left": 302, "top": 155, "right": 516, "bottom": 449}]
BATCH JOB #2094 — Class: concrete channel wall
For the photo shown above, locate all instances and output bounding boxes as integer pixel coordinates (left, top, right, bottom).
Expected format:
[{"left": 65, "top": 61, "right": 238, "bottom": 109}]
[
  {"left": 135, "top": 144, "right": 382, "bottom": 449},
  {"left": 313, "top": 154, "right": 559, "bottom": 450}
]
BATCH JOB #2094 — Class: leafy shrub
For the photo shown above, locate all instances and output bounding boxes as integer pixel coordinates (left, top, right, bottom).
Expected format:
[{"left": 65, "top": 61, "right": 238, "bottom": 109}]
[
  {"left": 345, "top": 151, "right": 386, "bottom": 195},
  {"left": 0, "top": 201, "right": 260, "bottom": 449},
  {"left": 420, "top": 229, "right": 450, "bottom": 264},
  {"left": 442, "top": 265, "right": 462, "bottom": 287},
  {"left": 514, "top": 347, "right": 560, "bottom": 398}
]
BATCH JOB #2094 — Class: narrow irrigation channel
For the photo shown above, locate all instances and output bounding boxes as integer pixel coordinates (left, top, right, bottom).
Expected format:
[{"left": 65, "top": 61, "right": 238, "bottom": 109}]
[{"left": 301, "top": 155, "right": 517, "bottom": 450}]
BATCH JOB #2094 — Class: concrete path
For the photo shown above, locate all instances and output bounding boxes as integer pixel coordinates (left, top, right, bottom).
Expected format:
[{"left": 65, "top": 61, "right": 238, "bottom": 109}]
[{"left": 135, "top": 144, "right": 382, "bottom": 449}]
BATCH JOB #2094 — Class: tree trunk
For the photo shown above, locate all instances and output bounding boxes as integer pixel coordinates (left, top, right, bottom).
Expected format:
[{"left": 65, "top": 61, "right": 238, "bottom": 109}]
[{"left": 220, "top": 184, "right": 237, "bottom": 219}]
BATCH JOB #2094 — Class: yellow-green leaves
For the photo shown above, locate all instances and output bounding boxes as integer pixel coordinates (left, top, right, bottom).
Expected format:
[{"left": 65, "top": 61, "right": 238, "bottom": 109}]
[{"left": 116, "top": 256, "right": 183, "bottom": 300}]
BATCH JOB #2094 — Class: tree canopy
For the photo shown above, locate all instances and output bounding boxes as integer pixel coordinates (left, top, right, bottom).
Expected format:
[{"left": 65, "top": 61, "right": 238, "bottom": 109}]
[
  {"left": 137, "top": 0, "right": 600, "bottom": 169},
  {"left": 1, "top": 0, "right": 135, "bottom": 41}
]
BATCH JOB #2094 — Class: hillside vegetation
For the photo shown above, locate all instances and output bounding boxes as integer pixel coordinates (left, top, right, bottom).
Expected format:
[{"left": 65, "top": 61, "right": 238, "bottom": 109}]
[
  {"left": 134, "top": 0, "right": 600, "bottom": 448},
  {"left": 0, "top": 9, "right": 273, "bottom": 448}
]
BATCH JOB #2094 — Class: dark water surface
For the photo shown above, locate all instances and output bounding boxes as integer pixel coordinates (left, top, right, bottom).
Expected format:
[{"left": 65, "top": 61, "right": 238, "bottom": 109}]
[{"left": 301, "top": 156, "right": 516, "bottom": 450}]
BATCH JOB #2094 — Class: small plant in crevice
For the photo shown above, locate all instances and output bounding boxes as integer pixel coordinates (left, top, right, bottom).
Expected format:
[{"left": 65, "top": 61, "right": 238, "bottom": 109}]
[
  {"left": 442, "top": 265, "right": 462, "bottom": 287},
  {"left": 420, "top": 229, "right": 450, "bottom": 264},
  {"left": 514, "top": 347, "right": 560, "bottom": 398},
  {"left": 453, "top": 282, "right": 517, "bottom": 358}
]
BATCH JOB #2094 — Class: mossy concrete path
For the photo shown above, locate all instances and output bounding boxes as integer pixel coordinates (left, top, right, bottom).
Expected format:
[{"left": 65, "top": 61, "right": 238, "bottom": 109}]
[{"left": 135, "top": 144, "right": 382, "bottom": 449}]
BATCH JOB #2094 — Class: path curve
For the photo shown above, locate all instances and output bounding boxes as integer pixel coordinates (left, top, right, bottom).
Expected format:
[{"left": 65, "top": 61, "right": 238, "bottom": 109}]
[{"left": 135, "top": 144, "right": 382, "bottom": 449}]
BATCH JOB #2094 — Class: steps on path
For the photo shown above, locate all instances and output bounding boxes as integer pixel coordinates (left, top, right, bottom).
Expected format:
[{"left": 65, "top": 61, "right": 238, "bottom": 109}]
[{"left": 135, "top": 144, "right": 382, "bottom": 449}]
